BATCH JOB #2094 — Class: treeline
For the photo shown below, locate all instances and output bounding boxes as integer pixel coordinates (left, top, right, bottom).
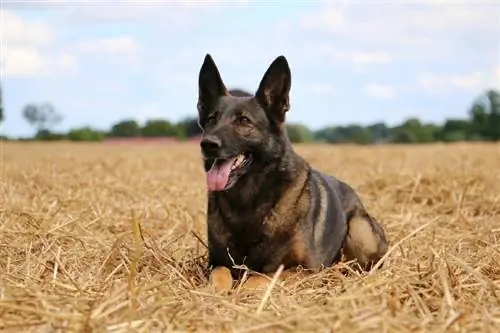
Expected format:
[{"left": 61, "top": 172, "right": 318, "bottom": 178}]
[{"left": 1, "top": 88, "right": 500, "bottom": 144}]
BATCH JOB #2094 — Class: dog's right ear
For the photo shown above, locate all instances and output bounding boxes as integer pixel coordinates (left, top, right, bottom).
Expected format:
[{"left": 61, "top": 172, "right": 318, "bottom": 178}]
[{"left": 197, "top": 54, "right": 228, "bottom": 119}]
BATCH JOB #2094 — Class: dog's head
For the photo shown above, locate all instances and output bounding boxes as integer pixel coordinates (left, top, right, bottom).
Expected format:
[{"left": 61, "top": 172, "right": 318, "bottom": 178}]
[{"left": 197, "top": 54, "right": 292, "bottom": 192}]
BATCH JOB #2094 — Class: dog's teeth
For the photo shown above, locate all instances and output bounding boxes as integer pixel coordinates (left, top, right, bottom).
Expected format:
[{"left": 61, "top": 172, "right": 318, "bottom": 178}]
[{"left": 231, "top": 155, "right": 245, "bottom": 170}]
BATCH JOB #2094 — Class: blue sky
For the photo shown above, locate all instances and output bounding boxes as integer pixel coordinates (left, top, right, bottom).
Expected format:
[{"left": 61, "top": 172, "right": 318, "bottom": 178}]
[{"left": 2, "top": 0, "right": 499, "bottom": 137}]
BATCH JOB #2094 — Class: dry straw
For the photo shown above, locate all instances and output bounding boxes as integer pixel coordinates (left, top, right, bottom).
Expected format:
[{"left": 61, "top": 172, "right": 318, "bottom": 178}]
[{"left": 1, "top": 142, "right": 499, "bottom": 332}]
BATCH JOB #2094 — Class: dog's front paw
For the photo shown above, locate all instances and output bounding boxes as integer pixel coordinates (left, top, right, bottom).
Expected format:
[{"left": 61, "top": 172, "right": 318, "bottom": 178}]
[
  {"left": 209, "top": 266, "right": 233, "bottom": 292},
  {"left": 240, "top": 275, "right": 272, "bottom": 290}
]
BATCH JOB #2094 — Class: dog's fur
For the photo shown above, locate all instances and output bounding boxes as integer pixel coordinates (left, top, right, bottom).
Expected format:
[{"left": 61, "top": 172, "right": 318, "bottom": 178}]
[{"left": 196, "top": 54, "right": 389, "bottom": 291}]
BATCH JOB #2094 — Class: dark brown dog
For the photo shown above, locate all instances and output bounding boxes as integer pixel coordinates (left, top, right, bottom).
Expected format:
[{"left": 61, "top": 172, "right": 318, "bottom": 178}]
[{"left": 196, "top": 54, "right": 389, "bottom": 291}]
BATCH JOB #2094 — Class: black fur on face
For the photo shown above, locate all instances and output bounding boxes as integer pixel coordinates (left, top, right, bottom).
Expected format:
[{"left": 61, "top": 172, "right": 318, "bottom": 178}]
[{"left": 197, "top": 54, "right": 293, "bottom": 191}]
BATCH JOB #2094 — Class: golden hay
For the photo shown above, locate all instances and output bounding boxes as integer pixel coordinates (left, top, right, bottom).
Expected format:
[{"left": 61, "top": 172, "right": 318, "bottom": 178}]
[{"left": 1, "top": 141, "right": 499, "bottom": 332}]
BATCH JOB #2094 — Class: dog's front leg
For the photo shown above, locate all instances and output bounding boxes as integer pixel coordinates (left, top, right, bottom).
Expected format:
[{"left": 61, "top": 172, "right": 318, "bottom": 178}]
[{"left": 209, "top": 266, "right": 233, "bottom": 291}]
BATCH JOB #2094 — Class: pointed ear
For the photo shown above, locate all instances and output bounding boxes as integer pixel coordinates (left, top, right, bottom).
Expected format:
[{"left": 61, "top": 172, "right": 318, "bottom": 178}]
[
  {"left": 255, "top": 55, "right": 292, "bottom": 123},
  {"left": 197, "top": 54, "right": 228, "bottom": 117}
]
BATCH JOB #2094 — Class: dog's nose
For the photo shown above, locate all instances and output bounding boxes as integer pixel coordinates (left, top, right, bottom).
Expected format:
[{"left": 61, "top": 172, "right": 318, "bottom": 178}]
[{"left": 200, "top": 136, "right": 222, "bottom": 155}]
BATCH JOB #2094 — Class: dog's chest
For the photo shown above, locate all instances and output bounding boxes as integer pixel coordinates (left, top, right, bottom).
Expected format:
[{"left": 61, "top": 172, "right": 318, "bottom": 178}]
[
  {"left": 228, "top": 235, "right": 290, "bottom": 272},
  {"left": 209, "top": 196, "right": 299, "bottom": 272},
  {"left": 223, "top": 219, "right": 293, "bottom": 271}
]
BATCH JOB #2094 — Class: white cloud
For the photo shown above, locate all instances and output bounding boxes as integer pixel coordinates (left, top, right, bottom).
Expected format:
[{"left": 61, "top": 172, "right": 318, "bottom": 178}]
[
  {"left": 1, "top": 10, "right": 79, "bottom": 77},
  {"left": 450, "top": 71, "right": 486, "bottom": 90},
  {"left": 52, "top": 0, "right": 250, "bottom": 32},
  {"left": 74, "top": 36, "right": 140, "bottom": 66},
  {"left": 61, "top": 7, "right": 154, "bottom": 23},
  {"left": 300, "top": 3, "right": 498, "bottom": 59},
  {"left": 406, "top": 1, "right": 498, "bottom": 32},
  {"left": 2, "top": 46, "right": 45, "bottom": 77},
  {"left": 344, "top": 52, "right": 392, "bottom": 66},
  {"left": 494, "top": 67, "right": 500, "bottom": 88},
  {"left": 76, "top": 36, "right": 138, "bottom": 55},
  {"left": 294, "top": 40, "right": 393, "bottom": 70},
  {"left": 2, "top": 10, "right": 49, "bottom": 76},
  {"left": 2, "top": 47, "right": 79, "bottom": 77},
  {"left": 362, "top": 84, "right": 396, "bottom": 100},
  {"left": 302, "top": 3, "right": 498, "bottom": 42},
  {"left": 2, "top": 10, "right": 53, "bottom": 46},
  {"left": 300, "top": 8, "right": 347, "bottom": 32},
  {"left": 59, "top": 6, "right": 200, "bottom": 33},
  {"left": 417, "top": 69, "right": 499, "bottom": 95},
  {"left": 298, "top": 2, "right": 499, "bottom": 94}
]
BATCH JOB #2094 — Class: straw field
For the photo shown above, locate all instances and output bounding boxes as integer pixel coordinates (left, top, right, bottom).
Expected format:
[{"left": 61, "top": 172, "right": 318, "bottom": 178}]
[{"left": 1, "top": 141, "right": 499, "bottom": 332}]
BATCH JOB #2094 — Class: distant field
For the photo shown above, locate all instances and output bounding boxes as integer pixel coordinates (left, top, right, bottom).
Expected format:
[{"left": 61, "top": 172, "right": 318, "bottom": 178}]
[{"left": 1, "top": 142, "right": 499, "bottom": 332}]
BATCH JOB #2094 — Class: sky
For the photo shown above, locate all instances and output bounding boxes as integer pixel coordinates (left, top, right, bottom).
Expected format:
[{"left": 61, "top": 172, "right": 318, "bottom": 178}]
[{"left": 1, "top": 0, "right": 499, "bottom": 137}]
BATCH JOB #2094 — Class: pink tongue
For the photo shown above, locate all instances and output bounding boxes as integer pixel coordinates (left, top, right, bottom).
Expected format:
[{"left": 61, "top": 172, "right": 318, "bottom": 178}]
[{"left": 206, "top": 158, "right": 236, "bottom": 191}]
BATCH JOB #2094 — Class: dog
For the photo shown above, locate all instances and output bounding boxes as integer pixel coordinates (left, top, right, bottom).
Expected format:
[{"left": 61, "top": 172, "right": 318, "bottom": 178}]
[{"left": 196, "top": 54, "right": 389, "bottom": 291}]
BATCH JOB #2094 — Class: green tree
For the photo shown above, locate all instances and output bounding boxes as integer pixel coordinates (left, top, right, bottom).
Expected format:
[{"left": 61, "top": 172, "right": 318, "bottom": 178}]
[
  {"left": 68, "top": 127, "right": 104, "bottom": 141},
  {"left": 314, "top": 125, "right": 373, "bottom": 144},
  {"left": 141, "top": 119, "right": 185, "bottom": 138},
  {"left": 22, "top": 103, "right": 63, "bottom": 135},
  {"left": 484, "top": 89, "right": 500, "bottom": 140},
  {"left": 468, "top": 89, "right": 500, "bottom": 141},
  {"left": 391, "top": 118, "right": 436, "bottom": 143},
  {"left": 35, "top": 129, "right": 66, "bottom": 141},
  {"left": 286, "top": 123, "right": 313, "bottom": 143},
  {"left": 341, "top": 125, "right": 373, "bottom": 144},
  {"left": 313, "top": 127, "right": 338, "bottom": 143},
  {"left": 438, "top": 119, "right": 470, "bottom": 142},
  {"left": 177, "top": 116, "right": 202, "bottom": 137},
  {"left": 469, "top": 103, "right": 488, "bottom": 140},
  {"left": 367, "top": 122, "right": 390, "bottom": 143},
  {"left": 108, "top": 119, "right": 141, "bottom": 137}
]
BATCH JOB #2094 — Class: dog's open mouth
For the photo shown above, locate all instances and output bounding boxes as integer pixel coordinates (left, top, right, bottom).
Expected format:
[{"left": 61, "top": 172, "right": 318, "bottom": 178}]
[{"left": 205, "top": 152, "right": 252, "bottom": 191}]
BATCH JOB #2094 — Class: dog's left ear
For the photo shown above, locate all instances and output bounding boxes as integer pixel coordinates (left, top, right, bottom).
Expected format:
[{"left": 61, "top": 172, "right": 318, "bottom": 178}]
[{"left": 255, "top": 55, "right": 292, "bottom": 123}]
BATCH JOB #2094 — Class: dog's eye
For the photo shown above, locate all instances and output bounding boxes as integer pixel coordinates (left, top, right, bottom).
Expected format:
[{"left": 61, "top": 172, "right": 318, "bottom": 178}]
[
  {"left": 238, "top": 116, "right": 251, "bottom": 124},
  {"left": 206, "top": 116, "right": 216, "bottom": 125}
]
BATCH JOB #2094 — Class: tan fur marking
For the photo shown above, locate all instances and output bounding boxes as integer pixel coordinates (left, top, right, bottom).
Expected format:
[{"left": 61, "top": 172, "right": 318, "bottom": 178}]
[
  {"left": 241, "top": 275, "right": 271, "bottom": 290},
  {"left": 209, "top": 266, "right": 233, "bottom": 292},
  {"left": 272, "top": 166, "right": 309, "bottom": 218},
  {"left": 240, "top": 269, "right": 306, "bottom": 291},
  {"left": 344, "top": 215, "right": 385, "bottom": 269},
  {"left": 291, "top": 233, "right": 308, "bottom": 263},
  {"left": 314, "top": 178, "right": 328, "bottom": 246}
]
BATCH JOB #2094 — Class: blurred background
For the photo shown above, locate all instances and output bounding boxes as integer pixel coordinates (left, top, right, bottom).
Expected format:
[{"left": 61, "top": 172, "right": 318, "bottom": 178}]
[{"left": 1, "top": 0, "right": 499, "bottom": 144}]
